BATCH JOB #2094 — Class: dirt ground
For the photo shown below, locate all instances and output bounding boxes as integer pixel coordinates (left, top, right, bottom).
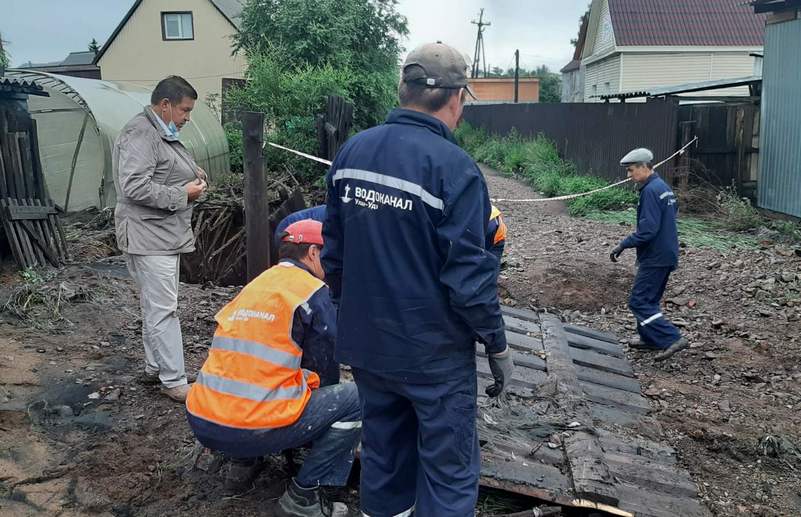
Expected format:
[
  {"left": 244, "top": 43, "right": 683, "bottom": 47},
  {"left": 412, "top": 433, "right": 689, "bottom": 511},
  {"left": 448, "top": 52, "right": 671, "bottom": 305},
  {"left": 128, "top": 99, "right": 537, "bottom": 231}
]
[{"left": 1, "top": 168, "right": 800, "bottom": 516}]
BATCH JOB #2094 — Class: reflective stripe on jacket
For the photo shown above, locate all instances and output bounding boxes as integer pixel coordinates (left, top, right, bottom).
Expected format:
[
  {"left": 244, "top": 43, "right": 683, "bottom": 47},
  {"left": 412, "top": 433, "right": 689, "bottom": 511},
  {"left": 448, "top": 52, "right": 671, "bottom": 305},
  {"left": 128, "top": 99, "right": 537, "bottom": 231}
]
[{"left": 186, "top": 262, "right": 323, "bottom": 429}]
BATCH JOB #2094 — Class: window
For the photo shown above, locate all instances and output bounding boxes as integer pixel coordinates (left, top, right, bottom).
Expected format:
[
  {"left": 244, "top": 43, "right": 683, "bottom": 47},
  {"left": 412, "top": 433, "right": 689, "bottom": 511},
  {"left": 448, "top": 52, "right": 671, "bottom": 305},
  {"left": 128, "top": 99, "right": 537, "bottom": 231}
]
[
  {"left": 604, "top": 82, "right": 611, "bottom": 94},
  {"left": 162, "top": 12, "right": 193, "bottom": 40}
]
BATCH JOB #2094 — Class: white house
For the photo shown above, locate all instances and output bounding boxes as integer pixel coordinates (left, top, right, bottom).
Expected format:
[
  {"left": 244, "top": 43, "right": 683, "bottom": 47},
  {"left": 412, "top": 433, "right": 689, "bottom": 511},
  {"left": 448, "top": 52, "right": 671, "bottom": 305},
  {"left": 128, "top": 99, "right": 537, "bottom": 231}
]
[{"left": 564, "top": 0, "right": 766, "bottom": 102}]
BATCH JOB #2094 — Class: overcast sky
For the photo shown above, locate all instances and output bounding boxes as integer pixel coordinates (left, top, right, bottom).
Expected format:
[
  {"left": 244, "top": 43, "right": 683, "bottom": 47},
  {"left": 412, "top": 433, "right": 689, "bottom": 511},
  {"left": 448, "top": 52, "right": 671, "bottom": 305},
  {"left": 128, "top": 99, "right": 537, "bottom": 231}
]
[{"left": 2, "top": 0, "right": 586, "bottom": 72}]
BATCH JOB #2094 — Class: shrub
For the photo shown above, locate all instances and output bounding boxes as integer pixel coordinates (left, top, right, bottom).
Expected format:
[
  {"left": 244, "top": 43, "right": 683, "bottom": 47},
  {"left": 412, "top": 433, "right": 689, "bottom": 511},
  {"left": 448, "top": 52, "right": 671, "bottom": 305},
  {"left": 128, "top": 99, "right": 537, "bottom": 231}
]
[
  {"left": 224, "top": 122, "right": 243, "bottom": 174},
  {"left": 716, "top": 188, "right": 763, "bottom": 231}
]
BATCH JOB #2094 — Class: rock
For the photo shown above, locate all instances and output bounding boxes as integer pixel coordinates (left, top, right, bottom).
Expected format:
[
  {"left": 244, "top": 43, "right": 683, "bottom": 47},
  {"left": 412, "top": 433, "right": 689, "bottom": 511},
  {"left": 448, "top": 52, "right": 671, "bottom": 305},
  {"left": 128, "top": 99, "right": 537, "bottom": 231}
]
[
  {"left": 667, "top": 297, "right": 689, "bottom": 307},
  {"left": 57, "top": 405, "right": 74, "bottom": 418},
  {"left": 719, "top": 400, "right": 731, "bottom": 412},
  {"left": 105, "top": 388, "right": 121, "bottom": 401},
  {"left": 87, "top": 392, "right": 101, "bottom": 400},
  {"left": 713, "top": 374, "right": 722, "bottom": 382},
  {"left": 688, "top": 299, "right": 697, "bottom": 308},
  {"left": 712, "top": 319, "right": 725, "bottom": 328},
  {"left": 781, "top": 272, "right": 796, "bottom": 283},
  {"left": 36, "top": 348, "right": 45, "bottom": 353},
  {"left": 645, "top": 387, "right": 661, "bottom": 398},
  {"left": 56, "top": 346, "right": 64, "bottom": 352},
  {"left": 758, "top": 308, "right": 773, "bottom": 318}
]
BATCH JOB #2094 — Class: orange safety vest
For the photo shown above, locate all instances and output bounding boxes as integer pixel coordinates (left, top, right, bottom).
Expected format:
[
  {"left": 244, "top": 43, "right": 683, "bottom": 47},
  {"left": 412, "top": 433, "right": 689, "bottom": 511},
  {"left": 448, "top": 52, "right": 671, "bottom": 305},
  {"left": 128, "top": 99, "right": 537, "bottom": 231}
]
[
  {"left": 490, "top": 205, "right": 507, "bottom": 246},
  {"left": 186, "top": 262, "right": 323, "bottom": 430}
]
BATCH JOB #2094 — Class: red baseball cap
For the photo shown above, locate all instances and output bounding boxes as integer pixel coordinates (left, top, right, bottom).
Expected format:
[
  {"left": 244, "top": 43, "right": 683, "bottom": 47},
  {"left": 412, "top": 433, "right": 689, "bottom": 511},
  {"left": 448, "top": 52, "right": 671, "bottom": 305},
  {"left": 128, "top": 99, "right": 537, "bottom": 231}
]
[{"left": 282, "top": 219, "right": 324, "bottom": 246}]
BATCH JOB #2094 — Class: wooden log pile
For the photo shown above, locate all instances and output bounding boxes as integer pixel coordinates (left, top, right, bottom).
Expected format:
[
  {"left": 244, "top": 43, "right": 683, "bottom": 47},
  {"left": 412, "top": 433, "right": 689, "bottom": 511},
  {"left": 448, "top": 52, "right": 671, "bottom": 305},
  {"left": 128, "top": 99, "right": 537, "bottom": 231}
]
[{"left": 0, "top": 100, "right": 68, "bottom": 269}]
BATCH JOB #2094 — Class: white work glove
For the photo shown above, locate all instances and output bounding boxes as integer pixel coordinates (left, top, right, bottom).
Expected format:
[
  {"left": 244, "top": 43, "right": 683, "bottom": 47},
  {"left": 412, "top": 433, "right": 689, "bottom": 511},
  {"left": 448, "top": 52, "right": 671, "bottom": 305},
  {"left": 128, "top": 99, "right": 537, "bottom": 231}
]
[{"left": 486, "top": 346, "right": 514, "bottom": 397}]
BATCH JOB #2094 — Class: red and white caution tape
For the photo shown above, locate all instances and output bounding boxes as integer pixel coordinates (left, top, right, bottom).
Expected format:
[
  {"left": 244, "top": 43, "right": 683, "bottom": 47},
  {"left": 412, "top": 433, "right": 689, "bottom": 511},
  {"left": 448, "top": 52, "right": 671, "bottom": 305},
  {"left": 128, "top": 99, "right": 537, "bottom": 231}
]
[{"left": 266, "top": 136, "right": 698, "bottom": 204}]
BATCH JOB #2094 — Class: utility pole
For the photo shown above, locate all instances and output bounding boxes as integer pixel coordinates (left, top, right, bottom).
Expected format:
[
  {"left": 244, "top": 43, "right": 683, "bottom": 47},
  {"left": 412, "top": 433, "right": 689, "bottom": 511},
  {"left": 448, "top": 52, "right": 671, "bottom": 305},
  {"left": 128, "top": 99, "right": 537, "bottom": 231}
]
[
  {"left": 514, "top": 49, "right": 520, "bottom": 103},
  {"left": 471, "top": 9, "right": 491, "bottom": 78}
]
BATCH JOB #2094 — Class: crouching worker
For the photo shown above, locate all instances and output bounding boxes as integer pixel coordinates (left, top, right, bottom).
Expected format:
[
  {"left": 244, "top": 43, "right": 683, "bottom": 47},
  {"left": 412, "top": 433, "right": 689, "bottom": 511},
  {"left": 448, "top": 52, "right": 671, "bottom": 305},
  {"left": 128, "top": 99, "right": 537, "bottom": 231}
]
[{"left": 186, "top": 219, "right": 360, "bottom": 517}]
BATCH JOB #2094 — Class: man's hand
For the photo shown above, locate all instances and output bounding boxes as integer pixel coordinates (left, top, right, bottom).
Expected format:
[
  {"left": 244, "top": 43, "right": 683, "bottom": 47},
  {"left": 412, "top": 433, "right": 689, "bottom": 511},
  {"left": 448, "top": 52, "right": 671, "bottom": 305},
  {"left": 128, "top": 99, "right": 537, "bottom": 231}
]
[
  {"left": 609, "top": 245, "right": 624, "bottom": 263},
  {"left": 185, "top": 179, "right": 207, "bottom": 202},
  {"left": 486, "top": 347, "right": 514, "bottom": 397}
]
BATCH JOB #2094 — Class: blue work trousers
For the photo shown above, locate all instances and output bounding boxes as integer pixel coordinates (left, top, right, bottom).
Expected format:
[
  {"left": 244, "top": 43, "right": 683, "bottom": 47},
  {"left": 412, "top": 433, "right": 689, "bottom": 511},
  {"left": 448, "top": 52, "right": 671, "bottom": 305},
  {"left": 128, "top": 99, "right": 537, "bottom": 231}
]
[
  {"left": 629, "top": 265, "right": 682, "bottom": 348},
  {"left": 353, "top": 368, "right": 480, "bottom": 517},
  {"left": 187, "top": 383, "right": 361, "bottom": 487}
]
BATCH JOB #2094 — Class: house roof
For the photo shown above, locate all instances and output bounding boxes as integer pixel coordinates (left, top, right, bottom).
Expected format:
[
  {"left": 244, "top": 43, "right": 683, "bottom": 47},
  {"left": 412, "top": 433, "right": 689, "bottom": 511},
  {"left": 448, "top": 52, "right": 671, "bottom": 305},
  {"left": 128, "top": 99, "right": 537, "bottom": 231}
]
[
  {"left": 596, "top": 75, "right": 762, "bottom": 101},
  {"left": 61, "top": 51, "right": 97, "bottom": 66},
  {"left": 561, "top": 11, "right": 589, "bottom": 73},
  {"left": 95, "top": 0, "right": 244, "bottom": 64},
  {"left": 609, "top": 0, "right": 766, "bottom": 47},
  {"left": 752, "top": 0, "right": 801, "bottom": 13}
]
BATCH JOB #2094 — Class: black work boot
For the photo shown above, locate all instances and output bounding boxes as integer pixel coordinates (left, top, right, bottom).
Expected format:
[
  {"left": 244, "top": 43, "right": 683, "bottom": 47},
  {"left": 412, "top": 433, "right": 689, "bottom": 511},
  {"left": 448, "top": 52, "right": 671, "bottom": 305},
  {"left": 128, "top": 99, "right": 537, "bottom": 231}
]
[
  {"left": 276, "top": 479, "right": 356, "bottom": 517},
  {"left": 654, "top": 337, "right": 689, "bottom": 362},
  {"left": 222, "top": 457, "right": 265, "bottom": 493}
]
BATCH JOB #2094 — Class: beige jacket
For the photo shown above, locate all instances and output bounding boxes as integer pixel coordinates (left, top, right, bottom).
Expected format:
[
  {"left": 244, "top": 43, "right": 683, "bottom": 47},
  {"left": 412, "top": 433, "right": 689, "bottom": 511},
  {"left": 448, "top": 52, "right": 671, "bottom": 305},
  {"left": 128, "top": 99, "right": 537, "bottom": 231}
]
[{"left": 113, "top": 108, "right": 200, "bottom": 255}]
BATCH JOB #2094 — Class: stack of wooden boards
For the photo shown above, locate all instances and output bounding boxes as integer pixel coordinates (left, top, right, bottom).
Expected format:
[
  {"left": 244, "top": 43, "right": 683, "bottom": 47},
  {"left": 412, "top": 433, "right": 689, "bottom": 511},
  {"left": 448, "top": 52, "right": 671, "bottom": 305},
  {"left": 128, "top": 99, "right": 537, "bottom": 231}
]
[
  {"left": 476, "top": 307, "right": 710, "bottom": 517},
  {"left": 0, "top": 98, "right": 68, "bottom": 268}
]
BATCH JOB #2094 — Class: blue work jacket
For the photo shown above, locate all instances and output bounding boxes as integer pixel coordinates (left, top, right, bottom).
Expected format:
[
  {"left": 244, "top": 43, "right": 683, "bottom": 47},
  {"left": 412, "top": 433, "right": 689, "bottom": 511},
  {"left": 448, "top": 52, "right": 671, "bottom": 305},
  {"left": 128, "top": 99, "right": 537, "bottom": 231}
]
[
  {"left": 621, "top": 173, "right": 679, "bottom": 268},
  {"left": 282, "top": 259, "right": 340, "bottom": 386},
  {"left": 274, "top": 205, "right": 327, "bottom": 250},
  {"left": 322, "top": 108, "right": 507, "bottom": 383}
]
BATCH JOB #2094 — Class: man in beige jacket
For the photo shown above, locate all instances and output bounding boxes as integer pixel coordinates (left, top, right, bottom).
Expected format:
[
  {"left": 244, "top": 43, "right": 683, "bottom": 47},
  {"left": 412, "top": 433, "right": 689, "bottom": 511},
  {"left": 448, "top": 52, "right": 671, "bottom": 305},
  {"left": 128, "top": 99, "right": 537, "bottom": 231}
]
[{"left": 113, "top": 76, "right": 207, "bottom": 402}]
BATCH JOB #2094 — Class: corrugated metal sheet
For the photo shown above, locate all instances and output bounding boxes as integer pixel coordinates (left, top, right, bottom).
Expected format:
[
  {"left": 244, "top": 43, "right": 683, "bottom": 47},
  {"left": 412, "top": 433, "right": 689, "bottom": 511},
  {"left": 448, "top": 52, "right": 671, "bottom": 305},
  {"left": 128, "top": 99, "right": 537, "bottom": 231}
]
[{"left": 758, "top": 17, "right": 801, "bottom": 217}]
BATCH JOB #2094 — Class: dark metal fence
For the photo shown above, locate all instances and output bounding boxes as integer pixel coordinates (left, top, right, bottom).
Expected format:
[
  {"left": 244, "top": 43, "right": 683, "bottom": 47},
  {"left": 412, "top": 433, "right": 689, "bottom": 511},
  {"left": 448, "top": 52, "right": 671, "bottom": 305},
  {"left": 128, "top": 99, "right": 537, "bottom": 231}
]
[
  {"left": 462, "top": 100, "right": 679, "bottom": 182},
  {"left": 462, "top": 100, "right": 760, "bottom": 193}
]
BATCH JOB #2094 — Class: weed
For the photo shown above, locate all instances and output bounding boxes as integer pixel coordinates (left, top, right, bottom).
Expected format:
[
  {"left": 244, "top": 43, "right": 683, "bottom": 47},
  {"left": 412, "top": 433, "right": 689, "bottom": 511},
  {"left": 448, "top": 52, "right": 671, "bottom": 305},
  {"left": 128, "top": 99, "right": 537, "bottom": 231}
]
[
  {"left": 454, "top": 123, "right": 636, "bottom": 213},
  {"left": 585, "top": 210, "right": 759, "bottom": 252}
]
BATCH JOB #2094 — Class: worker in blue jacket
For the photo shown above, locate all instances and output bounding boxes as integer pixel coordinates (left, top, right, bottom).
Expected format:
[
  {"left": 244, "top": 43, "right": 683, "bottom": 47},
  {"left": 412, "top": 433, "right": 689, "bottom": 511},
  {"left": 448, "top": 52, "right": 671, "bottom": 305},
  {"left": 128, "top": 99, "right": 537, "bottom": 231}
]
[
  {"left": 322, "top": 42, "right": 513, "bottom": 517},
  {"left": 274, "top": 205, "right": 326, "bottom": 251},
  {"left": 610, "top": 148, "right": 688, "bottom": 361}
]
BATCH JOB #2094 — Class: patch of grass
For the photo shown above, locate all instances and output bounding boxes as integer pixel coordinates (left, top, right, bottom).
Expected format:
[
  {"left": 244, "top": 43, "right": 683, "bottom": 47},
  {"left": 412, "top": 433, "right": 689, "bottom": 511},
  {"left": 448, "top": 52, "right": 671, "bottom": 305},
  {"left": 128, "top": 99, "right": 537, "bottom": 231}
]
[
  {"left": 586, "top": 209, "right": 760, "bottom": 252},
  {"left": 454, "top": 123, "right": 636, "bottom": 215}
]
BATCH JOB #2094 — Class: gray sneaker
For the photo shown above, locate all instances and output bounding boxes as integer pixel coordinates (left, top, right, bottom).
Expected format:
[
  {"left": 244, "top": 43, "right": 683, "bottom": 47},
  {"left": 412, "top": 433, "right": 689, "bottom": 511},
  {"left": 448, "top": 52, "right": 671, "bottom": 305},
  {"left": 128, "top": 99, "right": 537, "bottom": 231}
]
[
  {"left": 654, "top": 337, "right": 689, "bottom": 362},
  {"left": 276, "top": 479, "right": 355, "bottom": 517}
]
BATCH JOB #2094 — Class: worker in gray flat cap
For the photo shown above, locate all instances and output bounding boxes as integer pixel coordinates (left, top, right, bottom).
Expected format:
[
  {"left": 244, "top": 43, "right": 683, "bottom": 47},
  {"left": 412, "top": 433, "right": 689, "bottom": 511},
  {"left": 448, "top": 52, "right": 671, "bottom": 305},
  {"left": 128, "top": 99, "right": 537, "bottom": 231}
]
[{"left": 610, "top": 148, "right": 688, "bottom": 361}]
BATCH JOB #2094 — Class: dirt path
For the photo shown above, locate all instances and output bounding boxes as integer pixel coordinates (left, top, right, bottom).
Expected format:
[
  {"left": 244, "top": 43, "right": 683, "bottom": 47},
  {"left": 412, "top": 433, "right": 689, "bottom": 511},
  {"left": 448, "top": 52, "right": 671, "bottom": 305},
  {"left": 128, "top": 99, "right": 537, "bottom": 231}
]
[{"left": 484, "top": 165, "right": 801, "bottom": 516}]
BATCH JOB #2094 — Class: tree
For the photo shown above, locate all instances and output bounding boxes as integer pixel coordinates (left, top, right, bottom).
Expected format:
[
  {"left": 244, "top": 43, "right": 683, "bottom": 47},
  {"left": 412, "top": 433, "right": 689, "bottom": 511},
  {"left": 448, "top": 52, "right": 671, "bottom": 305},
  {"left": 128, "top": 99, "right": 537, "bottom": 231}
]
[
  {"left": 88, "top": 38, "right": 100, "bottom": 54},
  {"left": 570, "top": 4, "right": 592, "bottom": 48},
  {"left": 0, "top": 32, "right": 10, "bottom": 72},
  {"left": 533, "top": 66, "right": 562, "bottom": 104},
  {"left": 227, "top": 0, "right": 408, "bottom": 181},
  {"left": 233, "top": 0, "right": 408, "bottom": 129}
]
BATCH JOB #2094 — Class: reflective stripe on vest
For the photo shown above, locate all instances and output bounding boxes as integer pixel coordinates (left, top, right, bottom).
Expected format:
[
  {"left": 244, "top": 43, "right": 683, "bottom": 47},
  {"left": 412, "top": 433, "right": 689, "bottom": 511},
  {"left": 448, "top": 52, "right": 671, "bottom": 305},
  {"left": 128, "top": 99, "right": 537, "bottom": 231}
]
[
  {"left": 186, "top": 262, "right": 323, "bottom": 430},
  {"left": 489, "top": 206, "right": 507, "bottom": 246}
]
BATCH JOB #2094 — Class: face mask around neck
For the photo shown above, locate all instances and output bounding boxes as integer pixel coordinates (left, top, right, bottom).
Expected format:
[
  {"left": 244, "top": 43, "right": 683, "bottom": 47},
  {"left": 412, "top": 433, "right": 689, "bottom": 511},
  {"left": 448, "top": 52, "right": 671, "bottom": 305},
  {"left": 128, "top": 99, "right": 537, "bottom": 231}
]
[{"left": 161, "top": 104, "right": 181, "bottom": 138}]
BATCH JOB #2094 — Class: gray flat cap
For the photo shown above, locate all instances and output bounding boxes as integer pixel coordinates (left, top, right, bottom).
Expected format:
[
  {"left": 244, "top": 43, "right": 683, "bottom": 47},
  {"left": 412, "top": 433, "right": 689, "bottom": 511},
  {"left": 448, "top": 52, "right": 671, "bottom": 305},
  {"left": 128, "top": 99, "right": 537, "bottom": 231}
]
[{"left": 620, "top": 148, "right": 654, "bottom": 166}]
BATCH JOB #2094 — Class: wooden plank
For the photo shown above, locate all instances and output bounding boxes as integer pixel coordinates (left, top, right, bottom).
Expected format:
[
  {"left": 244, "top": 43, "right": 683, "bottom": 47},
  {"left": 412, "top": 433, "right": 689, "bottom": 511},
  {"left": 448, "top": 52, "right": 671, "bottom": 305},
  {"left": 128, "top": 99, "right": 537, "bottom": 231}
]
[
  {"left": 477, "top": 356, "right": 548, "bottom": 389},
  {"left": 18, "top": 133, "right": 36, "bottom": 200},
  {"left": 4, "top": 203, "right": 54, "bottom": 220},
  {"left": 0, "top": 199, "right": 28, "bottom": 268},
  {"left": 564, "top": 324, "right": 619, "bottom": 345},
  {"left": 575, "top": 364, "right": 642, "bottom": 394},
  {"left": 506, "top": 330, "right": 544, "bottom": 352},
  {"left": 616, "top": 482, "right": 710, "bottom": 517},
  {"left": 19, "top": 200, "right": 46, "bottom": 265},
  {"left": 501, "top": 305, "right": 540, "bottom": 323},
  {"left": 540, "top": 314, "right": 619, "bottom": 506},
  {"left": 565, "top": 331, "right": 625, "bottom": 358},
  {"left": 579, "top": 381, "right": 650, "bottom": 414},
  {"left": 596, "top": 430, "right": 677, "bottom": 463},
  {"left": 569, "top": 346, "right": 635, "bottom": 378},
  {"left": 0, "top": 133, "right": 7, "bottom": 199},
  {"left": 33, "top": 199, "right": 59, "bottom": 264},
  {"left": 589, "top": 404, "right": 643, "bottom": 426},
  {"left": 0, "top": 110, "right": 13, "bottom": 199},
  {"left": 49, "top": 200, "right": 69, "bottom": 261},
  {"left": 10, "top": 199, "right": 37, "bottom": 266},
  {"left": 565, "top": 434, "right": 620, "bottom": 506},
  {"left": 29, "top": 118, "right": 48, "bottom": 200},
  {"left": 9, "top": 133, "right": 26, "bottom": 198},
  {"left": 504, "top": 314, "right": 541, "bottom": 335},
  {"left": 605, "top": 452, "right": 699, "bottom": 498}
]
